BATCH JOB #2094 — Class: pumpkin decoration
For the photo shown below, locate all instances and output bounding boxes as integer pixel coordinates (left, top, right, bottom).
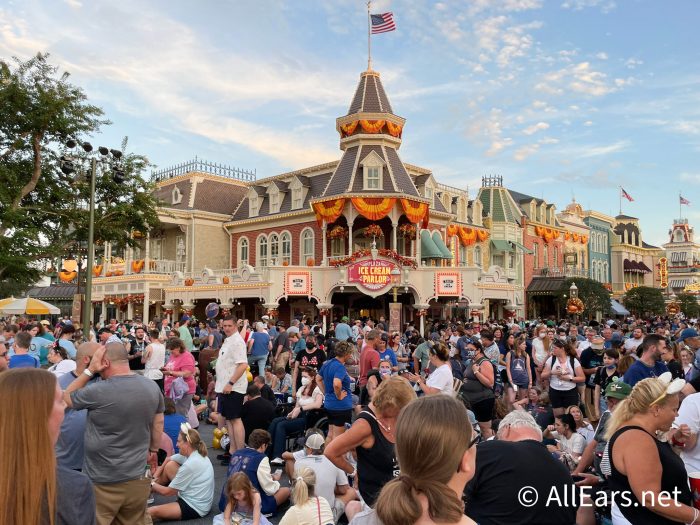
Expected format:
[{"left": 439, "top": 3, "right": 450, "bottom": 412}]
[
  {"left": 58, "top": 270, "right": 77, "bottom": 283},
  {"left": 93, "top": 265, "right": 103, "bottom": 277},
  {"left": 566, "top": 297, "right": 585, "bottom": 314},
  {"left": 306, "top": 258, "right": 315, "bottom": 267},
  {"left": 105, "top": 271, "right": 113, "bottom": 277},
  {"left": 222, "top": 276, "right": 230, "bottom": 284},
  {"left": 131, "top": 260, "right": 144, "bottom": 274},
  {"left": 282, "top": 261, "right": 289, "bottom": 267},
  {"left": 114, "top": 270, "right": 124, "bottom": 276},
  {"left": 184, "top": 278, "right": 194, "bottom": 286}
]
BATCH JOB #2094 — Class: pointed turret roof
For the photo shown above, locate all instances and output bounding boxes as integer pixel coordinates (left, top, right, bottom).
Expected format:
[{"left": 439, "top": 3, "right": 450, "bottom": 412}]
[{"left": 347, "top": 69, "right": 394, "bottom": 114}]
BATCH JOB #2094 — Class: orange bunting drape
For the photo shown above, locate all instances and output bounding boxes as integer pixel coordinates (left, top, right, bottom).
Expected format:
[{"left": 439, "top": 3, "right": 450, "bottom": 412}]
[
  {"left": 476, "top": 230, "right": 490, "bottom": 242},
  {"left": 581, "top": 235, "right": 588, "bottom": 244},
  {"left": 351, "top": 197, "right": 396, "bottom": 221},
  {"left": 386, "top": 121, "right": 403, "bottom": 138},
  {"left": 447, "top": 224, "right": 459, "bottom": 237},
  {"left": 565, "top": 232, "right": 571, "bottom": 241},
  {"left": 458, "top": 226, "right": 477, "bottom": 246},
  {"left": 400, "top": 199, "right": 429, "bottom": 228},
  {"left": 359, "top": 119, "right": 386, "bottom": 133},
  {"left": 340, "top": 121, "right": 359, "bottom": 137},
  {"left": 313, "top": 198, "right": 346, "bottom": 226}
]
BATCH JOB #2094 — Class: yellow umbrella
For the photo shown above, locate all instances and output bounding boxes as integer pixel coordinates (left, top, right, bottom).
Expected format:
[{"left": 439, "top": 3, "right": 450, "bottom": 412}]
[
  {"left": 0, "top": 297, "right": 61, "bottom": 315},
  {"left": 0, "top": 297, "right": 16, "bottom": 309}
]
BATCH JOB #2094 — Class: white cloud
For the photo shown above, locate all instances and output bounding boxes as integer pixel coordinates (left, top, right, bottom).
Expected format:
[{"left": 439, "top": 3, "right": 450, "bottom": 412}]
[
  {"left": 561, "top": 0, "right": 617, "bottom": 13},
  {"left": 64, "top": 0, "right": 82, "bottom": 8},
  {"left": 536, "top": 62, "right": 623, "bottom": 97},
  {"left": 539, "top": 137, "right": 560, "bottom": 144},
  {"left": 514, "top": 144, "right": 539, "bottom": 160},
  {"left": 625, "top": 58, "right": 644, "bottom": 69},
  {"left": 523, "top": 121, "right": 550, "bottom": 135},
  {"left": 596, "top": 52, "right": 608, "bottom": 60},
  {"left": 680, "top": 173, "right": 700, "bottom": 184},
  {"left": 583, "top": 120, "right": 593, "bottom": 126}
]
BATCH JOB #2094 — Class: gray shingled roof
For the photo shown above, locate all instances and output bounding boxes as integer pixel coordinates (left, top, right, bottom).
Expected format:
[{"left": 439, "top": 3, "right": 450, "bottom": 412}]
[
  {"left": 295, "top": 175, "right": 310, "bottom": 187},
  {"left": 347, "top": 70, "right": 393, "bottom": 115},
  {"left": 153, "top": 177, "right": 246, "bottom": 215},
  {"left": 270, "top": 180, "right": 289, "bottom": 191}
]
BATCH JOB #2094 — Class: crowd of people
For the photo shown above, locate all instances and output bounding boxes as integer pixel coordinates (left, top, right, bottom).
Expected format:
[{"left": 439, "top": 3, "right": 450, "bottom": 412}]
[{"left": 2, "top": 311, "right": 700, "bottom": 524}]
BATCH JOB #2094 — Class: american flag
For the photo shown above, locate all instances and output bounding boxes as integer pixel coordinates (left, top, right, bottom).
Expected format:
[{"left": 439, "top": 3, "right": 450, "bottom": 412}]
[
  {"left": 620, "top": 187, "right": 634, "bottom": 202},
  {"left": 681, "top": 195, "right": 691, "bottom": 205},
  {"left": 371, "top": 13, "right": 396, "bottom": 34}
]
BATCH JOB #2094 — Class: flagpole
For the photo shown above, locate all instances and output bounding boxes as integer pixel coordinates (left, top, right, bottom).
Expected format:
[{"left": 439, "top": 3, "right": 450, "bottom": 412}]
[
  {"left": 680, "top": 192, "right": 682, "bottom": 220},
  {"left": 619, "top": 186, "right": 622, "bottom": 216},
  {"left": 367, "top": 1, "right": 371, "bottom": 70}
]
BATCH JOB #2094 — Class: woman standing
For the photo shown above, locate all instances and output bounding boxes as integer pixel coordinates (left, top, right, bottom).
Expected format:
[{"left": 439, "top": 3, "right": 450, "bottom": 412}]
[
  {"left": 317, "top": 340, "right": 354, "bottom": 442},
  {"left": 325, "top": 377, "right": 416, "bottom": 513},
  {"left": 163, "top": 337, "right": 197, "bottom": 417},
  {"left": 47, "top": 345, "right": 76, "bottom": 378},
  {"left": 372, "top": 395, "right": 478, "bottom": 525},
  {"left": 143, "top": 329, "right": 166, "bottom": 391},
  {"left": 405, "top": 342, "right": 454, "bottom": 396},
  {"left": 505, "top": 335, "right": 532, "bottom": 401},
  {"left": 458, "top": 339, "right": 495, "bottom": 438},
  {"left": 0, "top": 369, "right": 95, "bottom": 525},
  {"left": 681, "top": 348, "right": 694, "bottom": 381},
  {"left": 388, "top": 332, "right": 409, "bottom": 372},
  {"left": 606, "top": 374, "right": 694, "bottom": 524},
  {"left": 541, "top": 339, "right": 585, "bottom": 417},
  {"left": 531, "top": 324, "right": 551, "bottom": 389}
]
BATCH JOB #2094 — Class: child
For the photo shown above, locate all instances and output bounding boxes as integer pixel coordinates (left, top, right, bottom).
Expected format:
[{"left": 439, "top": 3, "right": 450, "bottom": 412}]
[
  {"left": 593, "top": 348, "right": 620, "bottom": 414},
  {"left": 218, "top": 472, "right": 272, "bottom": 525}
]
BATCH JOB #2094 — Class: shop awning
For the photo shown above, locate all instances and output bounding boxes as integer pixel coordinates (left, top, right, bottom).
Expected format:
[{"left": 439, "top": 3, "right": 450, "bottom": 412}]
[
  {"left": 637, "top": 261, "right": 652, "bottom": 273},
  {"left": 670, "top": 279, "right": 691, "bottom": 288},
  {"left": 527, "top": 277, "right": 565, "bottom": 294},
  {"left": 671, "top": 252, "right": 687, "bottom": 263},
  {"left": 432, "top": 231, "right": 453, "bottom": 259},
  {"left": 510, "top": 241, "right": 533, "bottom": 254},
  {"left": 610, "top": 299, "right": 630, "bottom": 316},
  {"left": 491, "top": 239, "right": 513, "bottom": 252},
  {"left": 420, "top": 230, "right": 443, "bottom": 259}
]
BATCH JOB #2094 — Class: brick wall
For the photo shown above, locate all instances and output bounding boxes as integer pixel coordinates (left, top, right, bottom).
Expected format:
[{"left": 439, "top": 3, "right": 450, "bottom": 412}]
[{"left": 230, "top": 220, "right": 322, "bottom": 268}]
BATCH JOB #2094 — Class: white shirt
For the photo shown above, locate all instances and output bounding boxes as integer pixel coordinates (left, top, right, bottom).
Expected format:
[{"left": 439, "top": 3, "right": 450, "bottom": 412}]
[
  {"left": 296, "top": 454, "right": 348, "bottom": 510},
  {"left": 675, "top": 392, "right": 700, "bottom": 474},
  {"left": 144, "top": 342, "right": 166, "bottom": 380},
  {"left": 215, "top": 331, "right": 248, "bottom": 394},
  {"left": 426, "top": 363, "right": 454, "bottom": 396},
  {"left": 532, "top": 337, "right": 549, "bottom": 365},
  {"left": 624, "top": 337, "right": 643, "bottom": 353},
  {"left": 545, "top": 356, "right": 580, "bottom": 391},
  {"left": 48, "top": 359, "right": 76, "bottom": 378}
]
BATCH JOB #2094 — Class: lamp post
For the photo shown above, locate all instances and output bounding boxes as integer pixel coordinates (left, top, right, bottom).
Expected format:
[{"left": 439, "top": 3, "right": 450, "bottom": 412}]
[
  {"left": 569, "top": 282, "right": 579, "bottom": 322},
  {"left": 61, "top": 140, "right": 125, "bottom": 337}
]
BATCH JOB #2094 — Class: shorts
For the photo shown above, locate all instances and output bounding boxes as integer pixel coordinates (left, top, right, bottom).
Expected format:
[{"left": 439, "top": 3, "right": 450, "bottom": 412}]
[
  {"left": 218, "top": 391, "right": 245, "bottom": 420},
  {"left": 326, "top": 409, "right": 353, "bottom": 426},
  {"left": 471, "top": 397, "right": 496, "bottom": 423},
  {"left": 549, "top": 387, "right": 579, "bottom": 409},
  {"left": 177, "top": 497, "right": 202, "bottom": 520}
]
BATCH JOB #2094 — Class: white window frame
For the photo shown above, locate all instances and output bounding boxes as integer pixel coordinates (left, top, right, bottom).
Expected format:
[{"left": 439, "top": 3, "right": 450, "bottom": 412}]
[
  {"left": 292, "top": 187, "right": 303, "bottom": 210},
  {"left": 249, "top": 192, "right": 260, "bottom": 217},
  {"left": 150, "top": 238, "right": 163, "bottom": 260},
  {"left": 257, "top": 235, "right": 268, "bottom": 267},
  {"left": 269, "top": 188, "right": 280, "bottom": 214},
  {"left": 533, "top": 242, "right": 539, "bottom": 269},
  {"left": 459, "top": 245, "right": 467, "bottom": 267},
  {"left": 474, "top": 246, "right": 482, "bottom": 268},
  {"left": 238, "top": 236, "right": 249, "bottom": 267},
  {"left": 281, "top": 232, "right": 291, "bottom": 265},
  {"left": 171, "top": 186, "right": 182, "bottom": 205},
  {"left": 301, "top": 229, "right": 314, "bottom": 264},
  {"left": 360, "top": 150, "right": 385, "bottom": 191},
  {"left": 269, "top": 233, "right": 280, "bottom": 265}
]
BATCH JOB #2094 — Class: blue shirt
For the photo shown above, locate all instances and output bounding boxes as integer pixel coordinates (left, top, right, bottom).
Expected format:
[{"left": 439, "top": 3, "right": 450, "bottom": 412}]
[
  {"left": 58, "top": 339, "right": 77, "bottom": 360},
  {"left": 249, "top": 332, "right": 270, "bottom": 357},
  {"left": 335, "top": 322, "right": 353, "bottom": 342},
  {"left": 623, "top": 360, "right": 669, "bottom": 387},
  {"left": 378, "top": 348, "right": 398, "bottom": 367},
  {"left": 164, "top": 413, "right": 187, "bottom": 453},
  {"left": 9, "top": 354, "right": 39, "bottom": 369},
  {"left": 319, "top": 358, "right": 352, "bottom": 411}
]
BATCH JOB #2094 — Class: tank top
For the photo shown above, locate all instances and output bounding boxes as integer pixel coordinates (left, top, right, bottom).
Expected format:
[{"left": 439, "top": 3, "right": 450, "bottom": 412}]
[
  {"left": 509, "top": 351, "right": 529, "bottom": 386},
  {"left": 356, "top": 408, "right": 399, "bottom": 506},
  {"left": 608, "top": 425, "right": 691, "bottom": 524},
  {"left": 144, "top": 343, "right": 166, "bottom": 380}
]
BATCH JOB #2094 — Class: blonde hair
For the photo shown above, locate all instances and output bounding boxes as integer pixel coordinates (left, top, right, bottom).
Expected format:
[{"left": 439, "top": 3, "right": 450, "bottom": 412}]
[
  {"left": 375, "top": 396, "right": 473, "bottom": 525},
  {"left": 604, "top": 377, "right": 672, "bottom": 441},
  {"left": 291, "top": 467, "right": 316, "bottom": 507},
  {"left": 180, "top": 428, "right": 208, "bottom": 457},
  {"left": 616, "top": 355, "right": 635, "bottom": 375},
  {"left": 372, "top": 376, "right": 417, "bottom": 415},
  {"left": 226, "top": 472, "right": 256, "bottom": 511},
  {"left": 0, "top": 369, "right": 58, "bottom": 525}
]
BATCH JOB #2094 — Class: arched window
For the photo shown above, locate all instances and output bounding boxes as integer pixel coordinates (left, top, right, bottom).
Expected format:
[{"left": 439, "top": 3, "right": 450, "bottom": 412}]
[
  {"left": 281, "top": 232, "right": 291, "bottom": 265},
  {"left": 269, "top": 233, "right": 279, "bottom": 265},
  {"left": 592, "top": 232, "right": 598, "bottom": 253},
  {"left": 553, "top": 246, "right": 558, "bottom": 268},
  {"left": 257, "top": 235, "right": 268, "bottom": 267},
  {"left": 474, "top": 246, "right": 482, "bottom": 268},
  {"left": 543, "top": 244, "right": 548, "bottom": 267},
  {"left": 603, "top": 261, "right": 609, "bottom": 282},
  {"left": 301, "top": 229, "right": 314, "bottom": 265},
  {"left": 533, "top": 243, "right": 539, "bottom": 269},
  {"left": 238, "top": 237, "right": 249, "bottom": 267}
]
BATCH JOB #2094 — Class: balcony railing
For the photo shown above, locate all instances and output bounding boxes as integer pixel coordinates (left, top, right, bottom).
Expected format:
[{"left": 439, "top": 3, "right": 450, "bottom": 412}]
[
  {"left": 535, "top": 267, "right": 591, "bottom": 278},
  {"left": 151, "top": 157, "right": 256, "bottom": 182},
  {"left": 99, "top": 259, "right": 185, "bottom": 277}
]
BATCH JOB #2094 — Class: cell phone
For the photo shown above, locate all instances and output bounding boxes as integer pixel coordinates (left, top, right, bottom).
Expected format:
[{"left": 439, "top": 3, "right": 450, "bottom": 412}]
[{"left": 571, "top": 475, "right": 585, "bottom": 482}]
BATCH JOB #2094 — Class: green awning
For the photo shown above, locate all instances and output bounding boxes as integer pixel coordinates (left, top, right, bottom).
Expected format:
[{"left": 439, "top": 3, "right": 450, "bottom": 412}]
[
  {"left": 491, "top": 239, "right": 513, "bottom": 252},
  {"left": 510, "top": 241, "right": 533, "bottom": 254},
  {"left": 420, "top": 230, "right": 443, "bottom": 259},
  {"left": 432, "top": 231, "right": 454, "bottom": 259}
]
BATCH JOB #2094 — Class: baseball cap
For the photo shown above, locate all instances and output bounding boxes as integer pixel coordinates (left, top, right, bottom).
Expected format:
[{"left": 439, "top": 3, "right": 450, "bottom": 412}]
[
  {"left": 262, "top": 315, "right": 270, "bottom": 320},
  {"left": 610, "top": 333, "right": 624, "bottom": 344},
  {"left": 679, "top": 328, "right": 700, "bottom": 342},
  {"left": 591, "top": 336, "right": 605, "bottom": 350},
  {"left": 341, "top": 316, "right": 349, "bottom": 322},
  {"left": 379, "top": 333, "right": 389, "bottom": 343},
  {"left": 40, "top": 320, "right": 51, "bottom": 326},
  {"left": 305, "top": 433, "right": 325, "bottom": 451},
  {"left": 605, "top": 378, "right": 632, "bottom": 400},
  {"left": 430, "top": 333, "right": 441, "bottom": 342},
  {"left": 180, "top": 315, "right": 190, "bottom": 322}
]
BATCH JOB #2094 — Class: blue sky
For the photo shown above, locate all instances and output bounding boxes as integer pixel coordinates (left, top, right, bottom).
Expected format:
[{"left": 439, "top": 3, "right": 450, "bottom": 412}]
[{"left": 2, "top": 0, "right": 699, "bottom": 246}]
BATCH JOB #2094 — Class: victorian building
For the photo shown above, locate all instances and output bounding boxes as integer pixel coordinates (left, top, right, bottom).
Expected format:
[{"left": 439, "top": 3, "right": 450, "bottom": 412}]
[
  {"left": 662, "top": 218, "right": 700, "bottom": 294},
  {"left": 611, "top": 214, "right": 663, "bottom": 297},
  {"left": 582, "top": 209, "right": 614, "bottom": 288}
]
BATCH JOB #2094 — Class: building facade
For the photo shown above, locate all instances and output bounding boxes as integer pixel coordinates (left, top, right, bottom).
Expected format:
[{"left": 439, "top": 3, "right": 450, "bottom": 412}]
[
  {"left": 611, "top": 215, "right": 663, "bottom": 298},
  {"left": 582, "top": 211, "right": 614, "bottom": 288},
  {"left": 662, "top": 218, "right": 700, "bottom": 294}
]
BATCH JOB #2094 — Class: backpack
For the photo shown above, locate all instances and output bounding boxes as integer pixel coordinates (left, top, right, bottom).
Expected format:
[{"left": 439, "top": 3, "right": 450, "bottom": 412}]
[{"left": 549, "top": 354, "right": 577, "bottom": 374}]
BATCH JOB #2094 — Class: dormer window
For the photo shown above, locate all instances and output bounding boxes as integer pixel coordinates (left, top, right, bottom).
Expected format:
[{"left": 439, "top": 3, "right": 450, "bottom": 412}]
[
  {"left": 360, "top": 151, "right": 385, "bottom": 190},
  {"left": 292, "top": 187, "right": 303, "bottom": 209},
  {"left": 269, "top": 188, "right": 280, "bottom": 213},
  {"left": 172, "top": 186, "right": 182, "bottom": 205},
  {"left": 425, "top": 186, "right": 433, "bottom": 200},
  {"left": 249, "top": 195, "right": 259, "bottom": 217}
]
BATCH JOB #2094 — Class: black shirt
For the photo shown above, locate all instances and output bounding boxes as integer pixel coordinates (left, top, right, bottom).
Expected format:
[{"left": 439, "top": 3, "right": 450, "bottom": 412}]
[
  {"left": 580, "top": 348, "right": 604, "bottom": 387},
  {"left": 465, "top": 439, "right": 577, "bottom": 525},
  {"left": 294, "top": 349, "right": 326, "bottom": 391},
  {"left": 259, "top": 384, "right": 276, "bottom": 404},
  {"left": 128, "top": 337, "right": 147, "bottom": 371},
  {"left": 356, "top": 408, "right": 399, "bottom": 506},
  {"left": 240, "top": 397, "right": 276, "bottom": 443}
]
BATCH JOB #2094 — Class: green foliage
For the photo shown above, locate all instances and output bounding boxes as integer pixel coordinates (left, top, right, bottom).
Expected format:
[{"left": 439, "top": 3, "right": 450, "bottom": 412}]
[
  {"left": 555, "top": 278, "right": 611, "bottom": 316},
  {"left": 622, "top": 286, "right": 666, "bottom": 317},
  {"left": 676, "top": 292, "right": 700, "bottom": 318},
  {"left": 0, "top": 53, "right": 160, "bottom": 296}
]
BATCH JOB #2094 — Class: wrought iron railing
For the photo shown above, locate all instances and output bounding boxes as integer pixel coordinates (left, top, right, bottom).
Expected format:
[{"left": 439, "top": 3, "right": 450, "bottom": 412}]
[{"left": 151, "top": 156, "right": 256, "bottom": 182}]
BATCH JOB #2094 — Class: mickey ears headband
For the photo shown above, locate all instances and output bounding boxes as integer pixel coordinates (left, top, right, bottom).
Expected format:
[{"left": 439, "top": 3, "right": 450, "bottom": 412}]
[
  {"left": 180, "top": 422, "right": 193, "bottom": 443},
  {"left": 650, "top": 372, "right": 685, "bottom": 406}
]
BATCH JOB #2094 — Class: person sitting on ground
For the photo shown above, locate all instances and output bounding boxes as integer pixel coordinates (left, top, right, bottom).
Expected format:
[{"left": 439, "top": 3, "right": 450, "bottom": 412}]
[
  {"left": 543, "top": 413, "right": 586, "bottom": 470},
  {"left": 163, "top": 397, "right": 187, "bottom": 453},
  {"left": 219, "top": 429, "right": 291, "bottom": 516},
  {"left": 216, "top": 472, "right": 272, "bottom": 525},
  {"left": 273, "top": 366, "right": 293, "bottom": 396},
  {"left": 150, "top": 424, "right": 215, "bottom": 521},
  {"left": 566, "top": 404, "right": 595, "bottom": 443},
  {"left": 241, "top": 383, "right": 276, "bottom": 445},
  {"left": 47, "top": 344, "right": 76, "bottom": 378},
  {"left": 279, "top": 466, "right": 334, "bottom": 525}
]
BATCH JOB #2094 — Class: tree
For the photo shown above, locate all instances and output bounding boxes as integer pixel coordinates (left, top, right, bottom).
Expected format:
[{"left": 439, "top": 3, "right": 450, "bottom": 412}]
[
  {"left": 556, "top": 278, "right": 611, "bottom": 318},
  {"left": 623, "top": 286, "right": 666, "bottom": 317},
  {"left": 0, "top": 53, "right": 160, "bottom": 296},
  {"left": 676, "top": 292, "right": 700, "bottom": 318}
]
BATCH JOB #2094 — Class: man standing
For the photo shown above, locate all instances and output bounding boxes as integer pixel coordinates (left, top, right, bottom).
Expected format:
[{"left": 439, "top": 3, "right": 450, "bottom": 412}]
[
  {"left": 622, "top": 334, "right": 669, "bottom": 387},
  {"left": 580, "top": 335, "right": 606, "bottom": 423},
  {"left": 623, "top": 326, "right": 645, "bottom": 355},
  {"left": 178, "top": 315, "right": 194, "bottom": 352},
  {"left": 63, "top": 342, "right": 165, "bottom": 525},
  {"left": 358, "top": 329, "right": 381, "bottom": 389},
  {"left": 215, "top": 315, "right": 249, "bottom": 457},
  {"left": 128, "top": 326, "right": 147, "bottom": 373},
  {"left": 335, "top": 316, "right": 353, "bottom": 342},
  {"left": 272, "top": 321, "right": 289, "bottom": 364},
  {"left": 9, "top": 332, "right": 39, "bottom": 369}
]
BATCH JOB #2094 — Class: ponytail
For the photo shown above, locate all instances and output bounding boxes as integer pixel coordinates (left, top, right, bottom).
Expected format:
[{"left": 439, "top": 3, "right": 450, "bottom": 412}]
[
  {"left": 291, "top": 467, "right": 315, "bottom": 507},
  {"left": 376, "top": 476, "right": 464, "bottom": 525}
]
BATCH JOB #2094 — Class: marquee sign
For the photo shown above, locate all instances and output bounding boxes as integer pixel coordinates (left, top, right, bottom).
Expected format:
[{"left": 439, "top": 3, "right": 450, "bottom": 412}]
[
  {"left": 658, "top": 257, "right": 668, "bottom": 289},
  {"left": 435, "top": 272, "right": 462, "bottom": 296},
  {"left": 347, "top": 259, "right": 399, "bottom": 293},
  {"left": 285, "top": 272, "right": 311, "bottom": 295}
]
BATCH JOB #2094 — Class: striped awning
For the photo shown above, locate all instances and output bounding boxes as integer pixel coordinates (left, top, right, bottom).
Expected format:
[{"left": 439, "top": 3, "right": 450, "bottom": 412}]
[
  {"left": 671, "top": 252, "right": 687, "bottom": 263},
  {"left": 670, "top": 279, "right": 691, "bottom": 288}
]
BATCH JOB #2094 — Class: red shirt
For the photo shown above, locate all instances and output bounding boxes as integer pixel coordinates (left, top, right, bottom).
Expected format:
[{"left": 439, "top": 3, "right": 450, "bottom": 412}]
[{"left": 358, "top": 345, "right": 380, "bottom": 387}]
